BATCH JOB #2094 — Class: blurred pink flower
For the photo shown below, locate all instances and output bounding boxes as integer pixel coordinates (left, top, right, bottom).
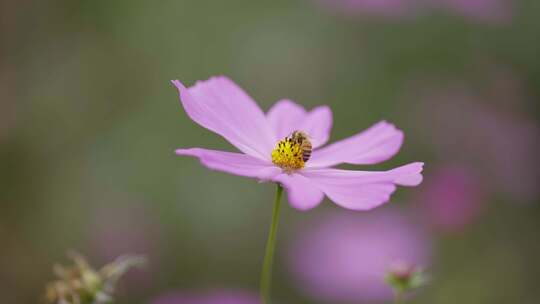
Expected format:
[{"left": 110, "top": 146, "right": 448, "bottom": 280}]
[
  {"left": 88, "top": 203, "right": 161, "bottom": 262},
  {"left": 437, "top": 0, "right": 512, "bottom": 23},
  {"left": 288, "top": 208, "right": 431, "bottom": 303},
  {"left": 151, "top": 290, "right": 259, "bottom": 304},
  {"left": 413, "top": 87, "right": 540, "bottom": 203},
  {"left": 314, "top": 0, "right": 418, "bottom": 17},
  {"left": 313, "top": 0, "right": 512, "bottom": 23},
  {"left": 86, "top": 203, "right": 162, "bottom": 291},
  {"left": 417, "top": 165, "right": 486, "bottom": 231},
  {"left": 172, "top": 76, "right": 423, "bottom": 211}
]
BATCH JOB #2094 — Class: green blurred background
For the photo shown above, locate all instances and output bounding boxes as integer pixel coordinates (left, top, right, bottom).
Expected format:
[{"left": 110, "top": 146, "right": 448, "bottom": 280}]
[{"left": 1, "top": 0, "right": 539, "bottom": 303}]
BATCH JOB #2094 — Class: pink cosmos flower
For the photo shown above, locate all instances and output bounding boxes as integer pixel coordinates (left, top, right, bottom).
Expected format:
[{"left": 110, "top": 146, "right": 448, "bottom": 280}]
[
  {"left": 151, "top": 290, "right": 259, "bottom": 304},
  {"left": 288, "top": 207, "right": 430, "bottom": 302},
  {"left": 416, "top": 165, "right": 486, "bottom": 232},
  {"left": 171, "top": 76, "right": 423, "bottom": 211}
]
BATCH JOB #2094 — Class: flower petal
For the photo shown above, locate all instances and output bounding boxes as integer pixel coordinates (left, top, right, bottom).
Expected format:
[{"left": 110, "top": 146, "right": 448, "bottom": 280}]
[
  {"left": 266, "top": 99, "right": 332, "bottom": 148},
  {"left": 273, "top": 173, "right": 325, "bottom": 211},
  {"left": 176, "top": 148, "right": 280, "bottom": 180},
  {"left": 302, "top": 162, "right": 424, "bottom": 210},
  {"left": 300, "top": 105, "right": 332, "bottom": 148},
  {"left": 172, "top": 77, "right": 276, "bottom": 160},
  {"left": 267, "top": 99, "right": 306, "bottom": 140},
  {"left": 308, "top": 121, "right": 404, "bottom": 167}
]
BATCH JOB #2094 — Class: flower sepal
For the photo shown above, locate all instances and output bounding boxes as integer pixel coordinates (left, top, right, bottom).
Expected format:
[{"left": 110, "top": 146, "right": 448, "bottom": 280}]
[{"left": 384, "top": 263, "right": 428, "bottom": 300}]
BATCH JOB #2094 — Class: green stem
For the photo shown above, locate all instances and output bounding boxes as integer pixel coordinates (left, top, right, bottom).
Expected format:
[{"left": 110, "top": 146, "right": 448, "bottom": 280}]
[
  {"left": 394, "top": 290, "right": 404, "bottom": 304},
  {"left": 260, "top": 184, "right": 283, "bottom": 304}
]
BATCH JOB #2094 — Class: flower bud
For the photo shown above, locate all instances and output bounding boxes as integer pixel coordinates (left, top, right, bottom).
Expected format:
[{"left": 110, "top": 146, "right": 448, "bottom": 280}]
[
  {"left": 385, "top": 262, "right": 427, "bottom": 298},
  {"left": 45, "top": 252, "right": 144, "bottom": 304}
]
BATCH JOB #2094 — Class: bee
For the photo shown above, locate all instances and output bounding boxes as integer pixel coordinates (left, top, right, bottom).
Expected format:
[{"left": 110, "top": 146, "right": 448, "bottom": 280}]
[{"left": 289, "top": 130, "right": 312, "bottom": 162}]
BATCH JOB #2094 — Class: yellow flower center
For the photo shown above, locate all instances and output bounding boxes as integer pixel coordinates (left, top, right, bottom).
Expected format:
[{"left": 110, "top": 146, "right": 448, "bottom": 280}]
[{"left": 271, "top": 131, "right": 311, "bottom": 173}]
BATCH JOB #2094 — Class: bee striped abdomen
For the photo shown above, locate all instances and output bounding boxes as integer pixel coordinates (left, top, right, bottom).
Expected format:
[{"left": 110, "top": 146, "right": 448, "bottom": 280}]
[
  {"left": 300, "top": 141, "right": 312, "bottom": 162},
  {"left": 291, "top": 131, "right": 312, "bottom": 163},
  {"left": 271, "top": 130, "right": 313, "bottom": 172}
]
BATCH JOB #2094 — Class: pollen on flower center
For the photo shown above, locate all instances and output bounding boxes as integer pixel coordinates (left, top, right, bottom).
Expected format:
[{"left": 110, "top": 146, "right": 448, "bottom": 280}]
[{"left": 271, "top": 131, "right": 312, "bottom": 173}]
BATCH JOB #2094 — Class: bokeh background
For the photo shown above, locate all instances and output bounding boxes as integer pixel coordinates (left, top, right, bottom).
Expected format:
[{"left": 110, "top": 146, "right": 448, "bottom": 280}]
[{"left": 1, "top": 0, "right": 540, "bottom": 303}]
